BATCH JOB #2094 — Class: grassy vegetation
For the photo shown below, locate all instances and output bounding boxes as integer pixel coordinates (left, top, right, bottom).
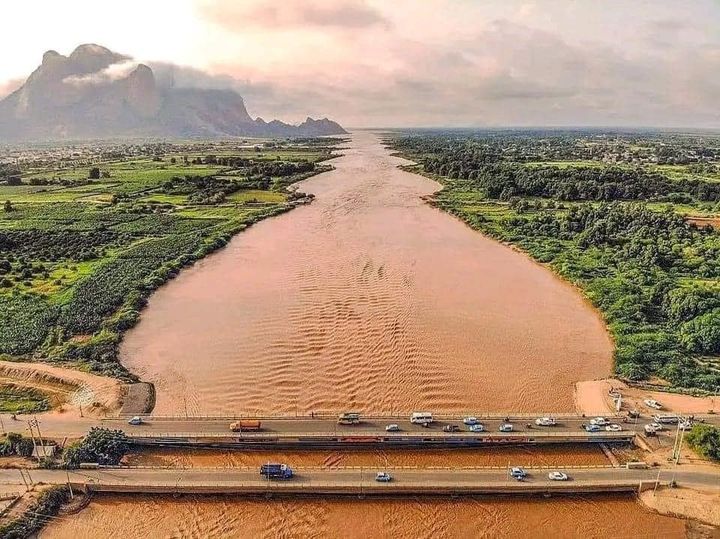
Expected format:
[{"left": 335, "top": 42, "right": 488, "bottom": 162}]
[
  {"left": 686, "top": 424, "right": 720, "bottom": 461},
  {"left": 0, "top": 384, "right": 50, "bottom": 413},
  {"left": 392, "top": 131, "right": 720, "bottom": 392},
  {"left": 0, "top": 486, "right": 70, "bottom": 539},
  {"left": 0, "top": 139, "right": 339, "bottom": 379}
]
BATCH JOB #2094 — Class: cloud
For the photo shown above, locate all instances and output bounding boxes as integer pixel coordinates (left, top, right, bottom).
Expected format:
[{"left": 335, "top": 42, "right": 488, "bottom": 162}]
[
  {"left": 0, "top": 78, "right": 23, "bottom": 99},
  {"left": 63, "top": 59, "right": 139, "bottom": 86},
  {"left": 197, "top": 0, "right": 387, "bottom": 30}
]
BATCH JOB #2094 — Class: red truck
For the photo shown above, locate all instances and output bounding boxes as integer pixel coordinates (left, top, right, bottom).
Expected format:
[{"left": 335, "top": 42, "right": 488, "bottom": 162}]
[{"left": 230, "top": 420, "right": 262, "bottom": 432}]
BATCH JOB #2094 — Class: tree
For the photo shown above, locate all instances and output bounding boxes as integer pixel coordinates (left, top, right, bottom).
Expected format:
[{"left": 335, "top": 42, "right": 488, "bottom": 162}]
[
  {"left": 686, "top": 424, "right": 720, "bottom": 461},
  {"left": 63, "top": 427, "right": 128, "bottom": 467},
  {"left": 3, "top": 200, "right": 12, "bottom": 212},
  {"left": 89, "top": 167, "right": 101, "bottom": 180}
]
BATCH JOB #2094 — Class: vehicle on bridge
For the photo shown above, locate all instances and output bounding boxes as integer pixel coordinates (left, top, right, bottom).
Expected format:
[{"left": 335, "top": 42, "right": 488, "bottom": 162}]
[
  {"left": 443, "top": 424, "right": 460, "bottom": 432},
  {"left": 548, "top": 471, "right": 569, "bottom": 481},
  {"left": 260, "top": 463, "right": 293, "bottom": 479},
  {"left": 463, "top": 417, "right": 479, "bottom": 425},
  {"left": 338, "top": 412, "right": 361, "bottom": 425},
  {"left": 127, "top": 416, "right": 143, "bottom": 426},
  {"left": 410, "top": 412, "right": 434, "bottom": 425},
  {"left": 679, "top": 419, "right": 694, "bottom": 430},
  {"left": 535, "top": 417, "right": 556, "bottom": 427},
  {"left": 590, "top": 417, "right": 610, "bottom": 426},
  {"left": 644, "top": 399, "right": 663, "bottom": 410},
  {"left": 468, "top": 424, "right": 485, "bottom": 432},
  {"left": 605, "top": 424, "right": 622, "bottom": 432},
  {"left": 499, "top": 423, "right": 513, "bottom": 432},
  {"left": 385, "top": 424, "right": 400, "bottom": 432},
  {"left": 584, "top": 424, "right": 601, "bottom": 432},
  {"left": 230, "top": 420, "right": 262, "bottom": 432},
  {"left": 652, "top": 414, "right": 679, "bottom": 424},
  {"left": 509, "top": 467, "right": 526, "bottom": 480},
  {"left": 375, "top": 472, "right": 392, "bottom": 482}
]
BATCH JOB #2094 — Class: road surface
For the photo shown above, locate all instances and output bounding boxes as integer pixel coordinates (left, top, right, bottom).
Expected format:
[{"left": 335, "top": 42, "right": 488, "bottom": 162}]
[{"left": 2, "top": 466, "right": 717, "bottom": 497}]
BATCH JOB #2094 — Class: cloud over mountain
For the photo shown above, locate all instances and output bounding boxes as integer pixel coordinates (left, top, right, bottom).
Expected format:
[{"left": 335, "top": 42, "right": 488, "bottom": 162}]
[{"left": 0, "top": 44, "right": 346, "bottom": 141}]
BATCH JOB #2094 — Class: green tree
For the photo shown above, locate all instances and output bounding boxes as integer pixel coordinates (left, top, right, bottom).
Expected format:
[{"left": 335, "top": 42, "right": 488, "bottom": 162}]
[
  {"left": 63, "top": 427, "right": 128, "bottom": 468},
  {"left": 686, "top": 424, "right": 720, "bottom": 461}
]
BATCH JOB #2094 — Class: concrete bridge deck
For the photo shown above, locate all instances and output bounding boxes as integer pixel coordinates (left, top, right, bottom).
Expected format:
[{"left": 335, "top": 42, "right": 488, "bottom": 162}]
[
  {"left": 2, "top": 467, "right": 697, "bottom": 497},
  {"left": 102, "top": 415, "right": 637, "bottom": 447}
]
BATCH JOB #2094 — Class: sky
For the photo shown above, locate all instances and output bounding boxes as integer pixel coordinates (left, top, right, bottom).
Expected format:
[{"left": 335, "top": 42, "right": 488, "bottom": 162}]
[{"left": 1, "top": 0, "right": 719, "bottom": 128}]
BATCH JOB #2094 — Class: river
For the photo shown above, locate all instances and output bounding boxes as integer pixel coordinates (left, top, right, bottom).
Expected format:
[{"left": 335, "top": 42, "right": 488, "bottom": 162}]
[
  {"left": 119, "top": 131, "right": 612, "bottom": 415},
  {"left": 41, "top": 132, "right": 685, "bottom": 538}
]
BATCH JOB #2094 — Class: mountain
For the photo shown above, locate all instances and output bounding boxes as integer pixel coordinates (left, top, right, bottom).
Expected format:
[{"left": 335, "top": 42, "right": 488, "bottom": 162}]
[{"left": 0, "top": 44, "right": 347, "bottom": 141}]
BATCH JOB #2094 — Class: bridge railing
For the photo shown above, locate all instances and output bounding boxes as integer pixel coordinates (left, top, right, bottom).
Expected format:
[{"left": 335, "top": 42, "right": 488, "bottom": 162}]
[
  {"left": 93, "top": 464, "right": 618, "bottom": 471},
  {"left": 122, "top": 430, "right": 634, "bottom": 439},
  {"left": 113, "top": 412, "right": 628, "bottom": 421}
]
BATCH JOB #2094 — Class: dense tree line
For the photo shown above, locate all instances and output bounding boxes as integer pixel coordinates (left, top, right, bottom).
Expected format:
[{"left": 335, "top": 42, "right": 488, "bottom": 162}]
[
  {"left": 393, "top": 131, "right": 720, "bottom": 165},
  {"left": 421, "top": 161, "right": 720, "bottom": 203},
  {"left": 393, "top": 131, "right": 720, "bottom": 391},
  {"left": 480, "top": 202, "right": 720, "bottom": 389}
]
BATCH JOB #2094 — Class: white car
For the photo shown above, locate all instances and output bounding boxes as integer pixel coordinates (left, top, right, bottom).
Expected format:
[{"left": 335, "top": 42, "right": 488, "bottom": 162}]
[
  {"left": 678, "top": 421, "right": 693, "bottom": 431},
  {"left": 469, "top": 424, "right": 485, "bottom": 432},
  {"left": 548, "top": 471, "right": 569, "bottom": 481},
  {"left": 385, "top": 424, "right": 400, "bottom": 432},
  {"left": 648, "top": 422, "right": 664, "bottom": 431},
  {"left": 375, "top": 472, "right": 392, "bottom": 482},
  {"left": 535, "top": 417, "right": 556, "bottom": 427},
  {"left": 605, "top": 424, "right": 622, "bottom": 432},
  {"left": 590, "top": 417, "right": 610, "bottom": 426},
  {"left": 463, "top": 417, "right": 479, "bottom": 426},
  {"left": 499, "top": 423, "right": 513, "bottom": 432},
  {"left": 644, "top": 399, "right": 663, "bottom": 410},
  {"left": 509, "top": 467, "right": 526, "bottom": 479},
  {"left": 127, "top": 416, "right": 143, "bottom": 426}
]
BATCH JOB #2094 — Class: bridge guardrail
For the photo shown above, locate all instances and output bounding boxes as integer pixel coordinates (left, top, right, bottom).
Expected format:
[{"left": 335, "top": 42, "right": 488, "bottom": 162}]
[
  {"left": 122, "top": 430, "right": 634, "bottom": 439},
  {"left": 113, "top": 412, "right": 628, "bottom": 421},
  {"left": 95, "top": 464, "right": 617, "bottom": 471}
]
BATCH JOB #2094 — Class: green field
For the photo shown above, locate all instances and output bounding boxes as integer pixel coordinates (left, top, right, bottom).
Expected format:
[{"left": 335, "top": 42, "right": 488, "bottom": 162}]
[{"left": 0, "top": 139, "right": 339, "bottom": 379}]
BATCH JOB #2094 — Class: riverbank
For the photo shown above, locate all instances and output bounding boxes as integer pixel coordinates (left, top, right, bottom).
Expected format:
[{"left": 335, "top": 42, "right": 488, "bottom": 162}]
[
  {"left": 574, "top": 378, "right": 718, "bottom": 416},
  {"left": 640, "top": 487, "right": 720, "bottom": 529},
  {"left": 0, "top": 360, "right": 123, "bottom": 419}
]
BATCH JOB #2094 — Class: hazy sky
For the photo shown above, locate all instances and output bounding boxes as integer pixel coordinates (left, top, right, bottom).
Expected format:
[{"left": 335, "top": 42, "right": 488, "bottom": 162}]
[{"left": 1, "top": 0, "right": 719, "bottom": 127}]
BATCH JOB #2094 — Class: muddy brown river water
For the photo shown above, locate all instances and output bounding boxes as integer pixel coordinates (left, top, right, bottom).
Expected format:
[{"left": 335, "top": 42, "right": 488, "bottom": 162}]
[
  {"left": 41, "top": 132, "right": 686, "bottom": 537},
  {"left": 120, "top": 131, "right": 612, "bottom": 415}
]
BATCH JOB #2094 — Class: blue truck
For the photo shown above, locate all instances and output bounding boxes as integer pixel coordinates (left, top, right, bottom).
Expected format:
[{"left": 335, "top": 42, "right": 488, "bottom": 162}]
[{"left": 260, "top": 463, "right": 294, "bottom": 479}]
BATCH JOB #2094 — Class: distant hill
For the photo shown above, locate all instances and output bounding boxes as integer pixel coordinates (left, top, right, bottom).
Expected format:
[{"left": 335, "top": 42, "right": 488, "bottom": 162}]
[{"left": 0, "top": 44, "right": 347, "bottom": 141}]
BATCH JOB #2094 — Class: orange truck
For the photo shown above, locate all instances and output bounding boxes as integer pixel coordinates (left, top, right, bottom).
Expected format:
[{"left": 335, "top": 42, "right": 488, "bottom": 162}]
[{"left": 230, "top": 420, "right": 262, "bottom": 432}]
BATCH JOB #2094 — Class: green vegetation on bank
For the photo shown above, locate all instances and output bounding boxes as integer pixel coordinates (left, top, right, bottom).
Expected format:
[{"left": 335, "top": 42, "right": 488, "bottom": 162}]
[
  {"left": 686, "top": 424, "right": 720, "bottom": 461},
  {"left": 0, "top": 138, "right": 340, "bottom": 379},
  {"left": 63, "top": 427, "right": 128, "bottom": 468},
  {"left": 391, "top": 131, "right": 720, "bottom": 391},
  {"left": 0, "top": 486, "right": 70, "bottom": 539},
  {"left": 0, "top": 384, "right": 50, "bottom": 413}
]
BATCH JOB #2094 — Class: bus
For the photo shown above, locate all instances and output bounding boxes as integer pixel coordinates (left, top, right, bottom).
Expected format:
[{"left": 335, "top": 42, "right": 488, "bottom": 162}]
[
  {"left": 338, "top": 412, "right": 361, "bottom": 425},
  {"left": 410, "top": 412, "right": 434, "bottom": 424},
  {"left": 652, "top": 414, "right": 680, "bottom": 424}
]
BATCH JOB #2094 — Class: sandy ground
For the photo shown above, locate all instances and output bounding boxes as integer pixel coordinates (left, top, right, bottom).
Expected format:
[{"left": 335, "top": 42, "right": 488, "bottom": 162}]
[
  {"left": 641, "top": 487, "right": 720, "bottom": 528},
  {"left": 0, "top": 360, "right": 123, "bottom": 420},
  {"left": 574, "top": 378, "right": 718, "bottom": 416}
]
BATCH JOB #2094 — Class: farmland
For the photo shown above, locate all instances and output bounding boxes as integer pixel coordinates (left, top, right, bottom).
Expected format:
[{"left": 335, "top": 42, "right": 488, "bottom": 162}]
[{"left": 0, "top": 137, "right": 342, "bottom": 379}]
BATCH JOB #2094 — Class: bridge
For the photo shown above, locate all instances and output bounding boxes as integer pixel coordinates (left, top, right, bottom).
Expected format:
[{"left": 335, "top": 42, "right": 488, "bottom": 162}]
[
  {"left": 22, "top": 412, "right": 719, "bottom": 449},
  {"left": 4, "top": 466, "right": 703, "bottom": 497},
  {"left": 104, "top": 414, "right": 639, "bottom": 448}
]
